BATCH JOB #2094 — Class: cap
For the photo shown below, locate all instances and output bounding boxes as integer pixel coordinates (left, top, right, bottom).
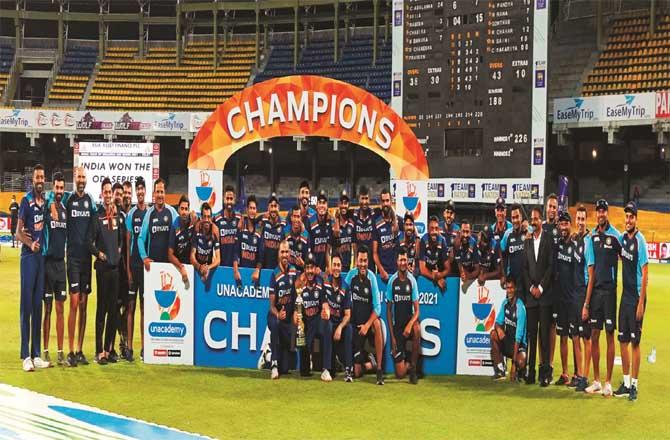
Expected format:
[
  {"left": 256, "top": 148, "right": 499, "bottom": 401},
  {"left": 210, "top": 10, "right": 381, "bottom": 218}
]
[
  {"left": 339, "top": 190, "right": 350, "bottom": 202},
  {"left": 268, "top": 192, "right": 279, "bottom": 205},
  {"left": 596, "top": 199, "right": 609, "bottom": 211},
  {"left": 304, "top": 252, "right": 316, "bottom": 267},
  {"left": 558, "top": 211, "right": 572, "bottom": 222},
  {"left": 495, "top": 197, "right": 506, "bottom": 210},
  {"left": 317, "top": 190, "right": 328, "bottom": 202},
  {"left": 444, "top": 200, "right": 456, "bottom": 213},
  {"left": 624, "top": 201, "right": 638, "bottom": 216}
]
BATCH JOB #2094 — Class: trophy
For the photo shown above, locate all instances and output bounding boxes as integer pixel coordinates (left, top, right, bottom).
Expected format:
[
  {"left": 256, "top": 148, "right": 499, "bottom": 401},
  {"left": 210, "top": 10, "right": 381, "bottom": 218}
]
[{"left": 294, "top": 286, "right": 306, "bottom": 348}]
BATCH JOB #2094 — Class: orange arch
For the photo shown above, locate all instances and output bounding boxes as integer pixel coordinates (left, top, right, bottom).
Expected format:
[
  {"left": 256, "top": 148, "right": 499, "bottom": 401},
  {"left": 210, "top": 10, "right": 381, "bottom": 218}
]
[{"left": 187, "top": 75, "right": 429, "bottom": 180}]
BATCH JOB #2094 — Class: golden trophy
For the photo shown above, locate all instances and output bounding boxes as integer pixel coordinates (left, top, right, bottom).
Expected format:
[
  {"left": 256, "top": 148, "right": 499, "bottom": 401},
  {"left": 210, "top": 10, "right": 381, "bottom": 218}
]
[{"left": 294, "top": 286, "right": 306, "bottom": 348}]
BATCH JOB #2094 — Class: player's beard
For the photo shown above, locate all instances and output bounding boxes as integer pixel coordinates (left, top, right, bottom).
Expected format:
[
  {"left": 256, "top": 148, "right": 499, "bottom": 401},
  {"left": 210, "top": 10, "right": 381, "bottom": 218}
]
[
  {"left": 301, "top": 197, "right": 308, "bottom": 207},
  {"left": 34, "top": 182, "right": 44, "bottom": 194},
  {"left": 77, "top": 182, "right": 85, "bottom": 193},
  {"left": 226, "top": 202, "right": 234, "bottom": 211},
  {"left": 382, "top": 206, "right": 390, "bottom": 217}
]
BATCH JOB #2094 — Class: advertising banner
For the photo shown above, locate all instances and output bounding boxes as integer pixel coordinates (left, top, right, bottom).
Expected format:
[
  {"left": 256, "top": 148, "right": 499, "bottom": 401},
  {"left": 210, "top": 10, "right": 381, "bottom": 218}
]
[
  {"left": 426, "top": 178, "right": 542, "bottom": 204},
  {"left": 144, "top": 263, "right": 195, "bottom": 365},
  {"left": 391, "top": 179, "right": 428, "bottom": 236},
  {"left": 657, "top": 91, "right": 670, "bottom": 118},
  {"left": 648, "top": 241, "right": 670, "bottom": 263},
  {"left": 601, "top": 93, "right": 655, "bottom": 122},
  {"left": 0, "top": 217, "right": 10, "bottom": 232},
  {"left": 188, "top": 169, "right": 223, "bottom": 214},
  {"left": 553, "top": 97, "right": 601, "bottom": 123},
  {"left": 456, "top": 280, "right": 507, "bottom": 375},
  {"left": 74, "top": 142, "right": 159, "bottom": 203}
]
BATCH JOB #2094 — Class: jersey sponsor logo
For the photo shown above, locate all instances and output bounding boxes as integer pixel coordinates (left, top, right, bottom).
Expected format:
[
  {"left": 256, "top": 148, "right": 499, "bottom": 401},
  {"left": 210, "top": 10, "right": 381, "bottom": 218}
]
[
  {"left": 50, "top": 220, "right": 67, "bottom": 229},
  {"left": 151, "top": 225, "right": 170, "bottom": 234},
  {"left": 394, "top": 294, "right": 412, "bottom": 302},
  {"left": 508, "top": 244, "right": 524, "bottom": 254},
  {"left": 70, "top": 210, "right": 90, "bottom": 218},
  {"left": 621, "top": 247, "right": 635, "bottom": 261}
]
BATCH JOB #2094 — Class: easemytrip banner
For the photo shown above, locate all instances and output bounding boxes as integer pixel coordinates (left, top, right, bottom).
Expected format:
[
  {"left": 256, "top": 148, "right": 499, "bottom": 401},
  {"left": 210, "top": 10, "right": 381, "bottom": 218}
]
[
  {"left": 73, "top": 142, "right": 159, "bottom": 203},
  {"left": 554, "top": 92, "right": 661, "bottom": 124},
  {"left": 456, "top": 280, "right": 507, "bottom": 375},
  {"left": 391, "top": 179, "right": 428, "bottom": 236},
  {"left": 188, "top": 169, "right": 223, "bottom": 214},
  {"left": 144, "top": 263, "right": 195, "bottom": 365},
  {"left": 193, "top": 267, "right": 460, "bottom": 375}
]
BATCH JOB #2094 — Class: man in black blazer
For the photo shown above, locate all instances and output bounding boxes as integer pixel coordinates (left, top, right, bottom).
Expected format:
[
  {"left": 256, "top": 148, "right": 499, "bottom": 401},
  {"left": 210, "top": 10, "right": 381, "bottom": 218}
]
[{"left": 521, "top": 206, "right": 555, "bottom": 386}]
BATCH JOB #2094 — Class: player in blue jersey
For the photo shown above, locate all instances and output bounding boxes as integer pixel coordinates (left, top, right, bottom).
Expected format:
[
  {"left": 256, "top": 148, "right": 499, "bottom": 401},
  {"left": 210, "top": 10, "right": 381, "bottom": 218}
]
[
  {"left": 500, "top": 204, "right": 526, "bottom": 290},
  {"left": 352, "top": 185, "right": 376, "bottom": 262},
  {"left": 491, "top": 277, "right": 527, "bottom": 382},
  {"left": 612, "top": 202, "right": 648, "bottom": 401},
  {"left": 285, "top": 205, "right": 309, "bottom": 271},
  {"left": 345, "top": 245, "right": 385, "bottom": 384},
  {"left": 125, "top": 177, "right": 147, "bottom": 362},
  {"left": 268, "top": 240, "right": 299, "bottom": 379},
  {"left": 259, "top": 193, "right": 285, "bottom": 269},
  {"left": 168, "top": 195, "right": 195, "bottom": 279},
  {"left": 419, "top": 216, "right": 450, "bottom": 292},
  {"left": 582, "top": 199, "right": 623, "bottom": 396},
  {"left": 215, "top": 185, "right": 241, "bottom": 268},
  {"left": 66, "top": 166, "right": 97, "bottom": 367},
  {"left": 490, "top": 197, "right": 512, "bottom": 253},
  {"left": 16, "top": 164, "right": 50, "bottom": 371},
  {"left": 308, "top": 191, "right": 333, "bottom": 273},
  {"left": 441, "top": 200, "right": 460, "bottom": 277},
  {"left": 476, "top": 226, "right": 502, "bottom": 286},
  {"left": 373, "top": 188, "right": 399, "bottom": 282},
  {"left": 233, "top": 195, "right": 263, "bottom": 286},
  {"left": 398, "top": 212, "right": 420, "bottom": 276},
  {"left": 298, "top": 180, "right": 316, "bottom": 228},
  {"left": 190, "top": 202, "right": 220, "bottom": 286},
  {"left": 455, "top": 219, "right": 479, "bottom": 291},
  {"left": 323, "top": 254, "right": 354, "bottom": 382},
  {"left": 41, "top": 172, "right": 68, "bottom": 366},
  {"left": 385, "top": 248, "right": 420, "bottom": 384},
  {"left": 554, "top": 211, "right": 577, "bottom": 386},
  {"left": 332, "top": 190, "right": 355, "bottom": 271}
]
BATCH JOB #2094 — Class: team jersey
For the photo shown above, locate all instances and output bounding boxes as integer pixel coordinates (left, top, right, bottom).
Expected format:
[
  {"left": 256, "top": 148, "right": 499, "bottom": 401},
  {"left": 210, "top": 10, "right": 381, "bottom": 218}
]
[
  {"left": 126, "top": 205, "right": 148, "bottom": 269},
  {"left": 385, "top": 271, "right": 419, "bottom": 326},
  {"left": 214, "top": 209, "right": 241, "bottom": 267},
  {"left": 43, "top": 194, "right": 67, "bottom": 259},
  {"left": 269, "top": 265, "right": 299, "bottom": 323},
  {"left": 300, "top": 206, "right": 317, "bottom": 230},
  {"left": 398, "top": 231, "right": 419, "bottom": 274},
  {"left": 191, "top": 231, "right": 220, "bottom": 265},
  {"left": 323, "top": 275, "right": 351, "bottom": 324},
  {"left": 441, "top": 222, "right": 460, "bottom": 275},
  {"left": 353, "top": 208, "right": 377, "bottom": 252},
  {"left": 299, "top": 277, "right": 325, "bottom": 323},
  {"left": 620, "top": 230, "right": 648, "bottom": 306},
  {"left": 454, "top": 236, "right": 479, "bottom": 274},
  {"left": 169, "top": 217, "right": 195, "bottom": 265},
  {"left": 373, "top": 215, "right": 398, "bottom": 274},
  {"left": 591, "top": 223, "right": 623, "bottom": 291},
  {"left": 345, "top": 269, "right": 382, "bottom": 326},
  {"left": 556, "top": 237, "right": 577, "bottom": 303},
  {"left": 284, "top": 229, "right": 309, "bottom": 271},
  {"left": 490, "top": 220, "right": 512, "bottom": 252},
  {"left": 18, "top": 190, "right": 45, "bottom": 256},
  {"left": 66, "top": 191, "right": 97, "bottom": 259},
  {"left": 477, "top": 243, "right": 500, "bottom": 274},
  {"left": 308, "top": 214, "right": 333, "bottom": 272},
  {"left": 258, "top": 215, "right": 286, "bottom": 269},
  {"left": 418, "top": 234, "right": 449, "bottom": 272},
  {"left": 500, "top": 228, "right": 526, "bottom": 282},
  {"left": 138, "top": 204, "right": 179, "bottom": 263},
  {"left": 495, "top": 297, "right": 527, "bottom": 346},
  {"left": 236, "top": 225, "right": 263, "bottom": 268},
  {"left": 573, "top": 231, "right": 595, "bottom": 299},
  {"left": 333, "top": 217, "right": 355, "bottom": 270}
]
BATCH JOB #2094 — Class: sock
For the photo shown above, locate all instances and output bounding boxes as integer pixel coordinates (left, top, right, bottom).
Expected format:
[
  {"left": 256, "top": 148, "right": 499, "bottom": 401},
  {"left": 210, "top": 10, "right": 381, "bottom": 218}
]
[
  {"left": 632, "top": 378, "right": 638, "bottom": 388},
  {"left": 497, "top": 362, "right": 505, "bottom": 372},
  {"left": 623, "top": 374, "right": 631, "bottom": 388},
  {"left": 57, "top": 350, "right": 63, "bottom": 354}
]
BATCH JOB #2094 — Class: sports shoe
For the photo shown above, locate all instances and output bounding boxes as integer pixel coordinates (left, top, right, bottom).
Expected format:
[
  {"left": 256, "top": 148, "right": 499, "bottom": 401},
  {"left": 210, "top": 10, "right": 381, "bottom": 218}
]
[
  {"left": 43, "top": 351, "right": 51, "bottom": 364},
  {"left": 76, "top": 352, "right": 89, "bottom": 366},
  {"left": 376, "top": 369, "right": 385, "bottom": 385},
  {"left": 602, "top": 382, "right": 613, "bottom": 397},
  {"left": 555, "top": 374, "right": 570, "bottom": 386},
  {"left": 585, "top": 380, "right": 602, "bottom": 394},
  {"left": 628, "top": 385, "right": 638, "bottom": 401},
  {"left": 108, "top": 350, "right": 119, "bottom": 363},
  {"left": 567, "top": 375, "right": 579, "bottom": 388},
  {"left": 613, "top": 382, "right": 630, "bottom": 398},
  {"left": 575, "top": 376, "right": 588, "bottom": 392},
  {"left": 97, "top": 355, "right": 108, "bottom": 365},
  {"left": 492, "top": 369, "right": 506, "bottom": 381},
  {"left": 344, "top": 368, "right": 354, "bottom": 383},
  {"left": 126, "top": 349, "right": 135, "bottom": 362},
  {"left": 270, "top": 367, "right": 279, "bottom": 380},
  {"left": 57, "top": 351, "right": 67, "bottom": 367},
  {"left": 321, "top": 369, "right": 333, "bottom": 382},
  {"left": 409, "top": 367, "right": 418, "bottom": 385},
  {"left": 22, "top": 357, "right": 34, "bottom": 372},
  {"left": 67, "top": 352, "right": 77, "bottom": 367},
  {"left": 32, "top": 357, "right": 50, "bottom": 369}
]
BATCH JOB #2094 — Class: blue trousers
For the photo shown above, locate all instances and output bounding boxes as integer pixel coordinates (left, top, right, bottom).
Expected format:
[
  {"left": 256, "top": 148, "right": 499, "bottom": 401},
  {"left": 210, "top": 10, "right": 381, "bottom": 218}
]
[
  {"left": 20, "top": 253, "right": 44, "bottom": 359},
  {"left": 267, "top": 312, "right": 295, "bottom": 373},
  {"left": 301, "top": 318, "right": 333, "bottom": 372},
  {"left": 329, "top": 321, "right": 353, "bottom": 369}
]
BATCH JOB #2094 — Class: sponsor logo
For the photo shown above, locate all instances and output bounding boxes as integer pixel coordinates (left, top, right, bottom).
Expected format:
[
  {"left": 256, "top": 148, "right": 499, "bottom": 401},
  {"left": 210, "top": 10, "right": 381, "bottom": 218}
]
[
  {"left": 451, "top": 183, "right": 476, "bottom": 199},
  {"left": 555, "top": 98, "right": 595, "bottom": 122},
  {"left": 154, "top": 113, "right": 185, "bottom": 131},
  {"left": 605, "top": 95, "right": 648, "bottom": 119},
  {"left": 512, "top": 183, "right": 540, "bottom": 200},
  {"left": 115, "top": 112, "right": 152, "bottom": 130},
  {"left": 76, "top": 112, "right": 113, "bottom": 130},
  {"left": 0, "top": 110, "right": 29, "bottom": 128}
]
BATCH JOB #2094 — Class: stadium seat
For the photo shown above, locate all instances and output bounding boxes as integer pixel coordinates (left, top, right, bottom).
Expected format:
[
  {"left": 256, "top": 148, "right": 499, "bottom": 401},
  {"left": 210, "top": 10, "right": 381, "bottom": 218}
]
[{"left": 47, "top": 44, "right": 98, "bottom": 106}]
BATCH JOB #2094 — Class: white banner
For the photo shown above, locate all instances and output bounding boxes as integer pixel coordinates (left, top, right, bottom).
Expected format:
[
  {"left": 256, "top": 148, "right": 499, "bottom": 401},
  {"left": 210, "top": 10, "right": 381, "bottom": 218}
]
[
  {"left": 0, "top": 217, "right": 10, "bottom": 232},
  {"left": 553, "top": 96, "right": 601, "bottom": 123},
  {"left": 601, "top": 93, "right": 655, "bottom": 122},
  {"left": 188, "top": 168, "right": 223, "bottom": 213},
  {"left": 74, "top": 142, "right": 159, "bottom": 203},
  {"left": 144, "top": 263, "right": 195, "bottom": 365},
  {"left": 189, "top": 112, "right": 211, "bottom": 133},
  {"left": 456, "top": 280, "right": 508, "bottom": 376},
  {"left": 391, "top": 179, "right": 427, "bottom": 236},
  {"left": 425, "top": 178, "right": 543, "bottom": 204}
]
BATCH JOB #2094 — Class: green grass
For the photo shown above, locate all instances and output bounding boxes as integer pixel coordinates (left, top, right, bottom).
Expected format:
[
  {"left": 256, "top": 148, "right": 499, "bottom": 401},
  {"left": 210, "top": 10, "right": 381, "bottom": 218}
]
[{"left": 1, "top": 247, "right": 669, "bottom": 439}]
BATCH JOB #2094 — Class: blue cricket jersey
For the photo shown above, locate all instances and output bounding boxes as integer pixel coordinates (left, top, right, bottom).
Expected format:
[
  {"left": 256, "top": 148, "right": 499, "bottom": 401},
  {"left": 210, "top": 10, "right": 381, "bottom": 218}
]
[
  {"left": 496, "top": 297, "right": 527, "bottom": 346},
  {"left": 138, "top": 204, "right": 179, "bottom": 263},
  {"left": 126, "top": 205, "right": 148, "bottom": 270},
  {"left": 591, "top": 223, "right": 623, "bottom": 291},
  {"left": 18, "top": 190, "right": 45, "bottom": 256},
  {"left": 66, "top": 191, "right": 97, "bottom": 259},
  {"left": 620, "top": 230, "right": 648, "bottom": 306}
]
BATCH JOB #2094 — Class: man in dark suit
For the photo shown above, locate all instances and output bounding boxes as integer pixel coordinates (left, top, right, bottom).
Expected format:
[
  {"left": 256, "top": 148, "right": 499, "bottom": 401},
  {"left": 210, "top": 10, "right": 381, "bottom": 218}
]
[{"left": 521, "top": 206, "right": 555, "bottom": 386}]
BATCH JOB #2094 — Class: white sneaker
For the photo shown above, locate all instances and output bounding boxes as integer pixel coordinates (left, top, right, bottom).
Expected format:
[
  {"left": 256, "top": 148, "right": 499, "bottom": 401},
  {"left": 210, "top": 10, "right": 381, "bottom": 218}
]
[
  {"left": 32, "top": 357, "right": 51, "bottom": 369},
  {"left": 585, "top": 380, "right": 602, "bottom": 394},
  {"left": 602, "top": 382, "right": 613, "bottom": 397},
  {"left": 270, "top": 367, "right": 279, "bottom": 380},
  {"left": 321, "top": 369, "right": 332, "bottom": 382},
  {"left": 22, "top": 357, "right": 34, "bottom": 372}
]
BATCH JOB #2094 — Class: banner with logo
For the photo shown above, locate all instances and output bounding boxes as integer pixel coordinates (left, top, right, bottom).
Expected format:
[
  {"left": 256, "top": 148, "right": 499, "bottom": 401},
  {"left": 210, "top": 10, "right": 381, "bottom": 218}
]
[
  {"left": 74, "top": 142, "right": 159, "bottom": 203},
  {"left": 426, "top": 178, "right": 542, "bottom": 204},
  {"left": 648, "top": 241, "right": 670, "bottom": 264},
  {"left": 144, "top": 263, "right": 195, "bottom": 365},
  {"left": 0, "top": 217, "right": 10, "bottom": 232},
  {"left": 190, "top": 112, "right": 211, "bottom": 133},
  {"left": 553, "top": 97, "right": 601, "bottom": 123},
  {"left": 657, "top": 91, "right": 670, "bottom": 119},
  {"left": 601, "top": 93, "right": 655, "bottom": 122},
  {"left": 391, "top": 179, "right": 427, "bottom": 236},
  {"left": 188, "top": 169, "right": 223, "bottom": 214},
  {"left": 456, "top": 280, "right": 507, "bottom": 375}
]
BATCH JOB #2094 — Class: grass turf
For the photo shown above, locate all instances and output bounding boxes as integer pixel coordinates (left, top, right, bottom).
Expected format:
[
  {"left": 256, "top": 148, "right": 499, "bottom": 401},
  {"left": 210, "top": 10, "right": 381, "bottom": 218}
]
[{"left": 0, "top": 247, "right": 669, "bottom": 439}]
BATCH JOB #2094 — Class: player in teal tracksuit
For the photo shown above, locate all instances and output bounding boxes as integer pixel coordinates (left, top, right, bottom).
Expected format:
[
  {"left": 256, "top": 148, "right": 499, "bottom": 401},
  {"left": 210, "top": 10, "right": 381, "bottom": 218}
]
[{"left": 491, "top": 277, "right": 527, "bottom": 381}]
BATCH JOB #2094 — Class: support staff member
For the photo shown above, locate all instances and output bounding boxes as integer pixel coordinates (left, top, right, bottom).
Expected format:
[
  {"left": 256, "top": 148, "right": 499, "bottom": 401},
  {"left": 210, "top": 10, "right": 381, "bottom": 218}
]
[{"left": 125, "top": 177, "right": 147, "bottom": 363}]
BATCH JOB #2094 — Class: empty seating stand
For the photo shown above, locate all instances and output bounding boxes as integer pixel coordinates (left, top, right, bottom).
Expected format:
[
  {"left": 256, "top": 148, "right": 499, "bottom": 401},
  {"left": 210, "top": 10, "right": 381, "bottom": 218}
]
[
  {"left": 0, "top": 43, "right": 15, "bottom": 98},
  {"left": 86, "top": 40, "right": 255, "bottom": 111},
  {"left": 48, "top": 44, "right": 97, "bottom": 105},
  {"left": 256, "top": 34, "right": 391, "bottom": 103},
  {"left": 582, "top": 14, "right": 670, "bottom": 95}
]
